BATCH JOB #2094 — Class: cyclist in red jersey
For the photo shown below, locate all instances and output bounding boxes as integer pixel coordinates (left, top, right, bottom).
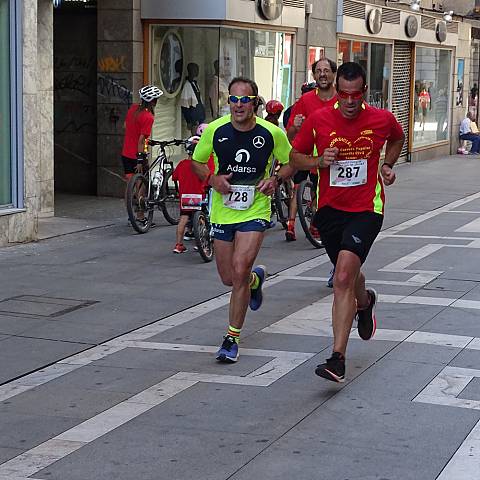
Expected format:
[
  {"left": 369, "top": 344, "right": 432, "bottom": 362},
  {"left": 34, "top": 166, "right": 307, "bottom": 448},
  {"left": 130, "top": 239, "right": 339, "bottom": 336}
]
[
  {"left": 121, "top": 85, "right": 163, "bottom": 179},
  {"left": 285, "top": 58, "right": 337, "bottom": 242},
  {"left": 290, "top": 62, "right": 405, "bottom": 383},
  {"left": 121, "top": 85, "right": 163, "bottom": 222}
]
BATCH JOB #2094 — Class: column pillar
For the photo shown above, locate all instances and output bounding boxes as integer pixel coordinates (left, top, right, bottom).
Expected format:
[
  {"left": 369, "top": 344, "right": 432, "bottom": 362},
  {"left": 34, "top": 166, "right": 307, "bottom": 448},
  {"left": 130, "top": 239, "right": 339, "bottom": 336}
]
[{"left": 97, "top": 0, "right": 143, "bottom": 197}]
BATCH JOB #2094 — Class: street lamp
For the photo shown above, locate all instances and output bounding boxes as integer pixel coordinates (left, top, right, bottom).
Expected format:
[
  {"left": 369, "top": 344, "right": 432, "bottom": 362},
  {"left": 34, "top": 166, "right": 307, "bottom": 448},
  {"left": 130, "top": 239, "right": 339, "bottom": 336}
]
[
  {"left": 443, "top": 10, "right": 453, "bottom": 22},
  {"left": 410, "top": 0, "right": 421, "bottom": 11}
]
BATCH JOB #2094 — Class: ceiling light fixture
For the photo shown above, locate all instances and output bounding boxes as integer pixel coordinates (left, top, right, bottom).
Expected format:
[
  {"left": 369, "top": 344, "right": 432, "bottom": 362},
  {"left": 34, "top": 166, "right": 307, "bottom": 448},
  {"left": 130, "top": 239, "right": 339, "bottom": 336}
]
[
  {"left": 410, "top": 0, "right": 421, "bottom": 11},
  {"left": 443, "top": 10, "right": 453, "bottom": 22}
]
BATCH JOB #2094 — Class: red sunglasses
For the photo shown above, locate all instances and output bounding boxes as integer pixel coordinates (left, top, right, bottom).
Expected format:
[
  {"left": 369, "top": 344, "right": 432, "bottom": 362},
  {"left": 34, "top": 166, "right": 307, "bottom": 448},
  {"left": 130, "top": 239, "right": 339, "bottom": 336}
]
[{"left": 337, "top": 89, "right": 364, "bottom": 100}]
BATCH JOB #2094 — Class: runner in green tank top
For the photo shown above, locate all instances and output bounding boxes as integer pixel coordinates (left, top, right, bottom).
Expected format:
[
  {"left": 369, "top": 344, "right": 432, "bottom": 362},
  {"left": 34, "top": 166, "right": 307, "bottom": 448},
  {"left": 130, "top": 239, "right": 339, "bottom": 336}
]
[{"left": 192, "top": 77, "right": 294, "bottom": 363}]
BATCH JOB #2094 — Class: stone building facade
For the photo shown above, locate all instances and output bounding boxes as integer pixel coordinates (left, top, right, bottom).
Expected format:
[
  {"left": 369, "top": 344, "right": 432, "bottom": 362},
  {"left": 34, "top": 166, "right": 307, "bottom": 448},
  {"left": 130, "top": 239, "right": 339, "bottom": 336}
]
[
  {"left": 0, "top": 0, "right": 471, "bottom": 247},
  {"left": 0, "top": 0, "right": 53, "bottom": 246}
]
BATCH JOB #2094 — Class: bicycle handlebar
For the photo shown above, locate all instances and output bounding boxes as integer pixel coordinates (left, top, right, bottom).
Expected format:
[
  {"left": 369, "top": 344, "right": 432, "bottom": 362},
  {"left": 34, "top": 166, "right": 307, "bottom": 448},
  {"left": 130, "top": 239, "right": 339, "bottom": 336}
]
[{"left": 148, "top": 138, "right": 186, "bottom": 148}]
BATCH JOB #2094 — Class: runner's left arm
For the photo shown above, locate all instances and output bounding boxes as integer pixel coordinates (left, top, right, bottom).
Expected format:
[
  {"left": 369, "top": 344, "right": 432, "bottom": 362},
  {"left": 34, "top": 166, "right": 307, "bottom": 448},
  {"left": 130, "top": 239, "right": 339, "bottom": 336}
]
[
  {"left": 273, "top": 128, "right": 295, "bottom": 181},
  {"left": 381, "top": 113, "right": 405, "bottom": 186},
  {"left": 257, "top": 128, "right": 294, "bottom": 195}
]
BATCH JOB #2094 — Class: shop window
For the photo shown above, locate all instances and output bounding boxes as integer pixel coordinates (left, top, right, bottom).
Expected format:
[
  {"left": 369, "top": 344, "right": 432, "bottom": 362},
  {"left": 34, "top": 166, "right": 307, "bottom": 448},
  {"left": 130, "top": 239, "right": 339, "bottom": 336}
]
[
  {"left": 307, "top": 46, "right": 325, "bottom": 83},
  {"left": 149, "top": 25, "right": 293, "bottom": 145},
  {"left": 413, "top": 47, "right": 452, "bottom": 148},
  {"left": 151, "top": 26, "right": 220, "bottom": 143},
  {"left": 0, "top": 0, "right": 11, "bottom": 206},
  {"left": 219, "top": 28, "right": 292, "bottom": 116},
  {"left": 337, "top": 39, "right": 391, "bottom": 110},
  {"left": 468, "top": 40, "right": 479, "bottom": 122}
]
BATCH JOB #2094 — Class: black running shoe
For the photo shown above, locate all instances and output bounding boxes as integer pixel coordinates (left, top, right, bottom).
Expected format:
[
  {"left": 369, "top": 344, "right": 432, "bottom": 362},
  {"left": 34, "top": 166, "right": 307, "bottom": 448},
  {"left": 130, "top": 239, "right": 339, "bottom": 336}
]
[
  {"left": 315, "top": 352, "right": 345, "bottom": 383},
  {"left": 356, "top": 288, "right": 377, "bottom": 340}
]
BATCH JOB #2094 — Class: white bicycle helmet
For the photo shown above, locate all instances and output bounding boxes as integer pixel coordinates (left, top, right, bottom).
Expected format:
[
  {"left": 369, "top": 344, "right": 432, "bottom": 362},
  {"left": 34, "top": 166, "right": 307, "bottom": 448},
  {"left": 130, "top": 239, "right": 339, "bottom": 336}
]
[{"left": 139, "top": 85, "right": 163, "bottom": 103}]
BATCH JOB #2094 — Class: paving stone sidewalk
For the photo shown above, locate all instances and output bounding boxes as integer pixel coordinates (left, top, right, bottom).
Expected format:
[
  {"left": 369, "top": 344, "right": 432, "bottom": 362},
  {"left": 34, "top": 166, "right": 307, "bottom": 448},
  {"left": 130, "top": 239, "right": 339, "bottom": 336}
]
[{"left": 0, "top": 155, "right": 479, "bottom": 479}]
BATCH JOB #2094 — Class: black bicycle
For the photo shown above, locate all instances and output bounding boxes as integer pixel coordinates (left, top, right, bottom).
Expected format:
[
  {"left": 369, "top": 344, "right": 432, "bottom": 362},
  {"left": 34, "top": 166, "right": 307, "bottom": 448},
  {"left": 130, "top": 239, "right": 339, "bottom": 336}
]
[
  {"left": 126, "top": 139, "right": 185, "bottom": 234},
  {"left": 297, "top": 179, "right": 323, "bottom": 248},
  {"left": 192, "top": 188, "right": 214, "bottom": 263},
  {"left": 270, "top": 178, "right": 293, "bottom": 229}
]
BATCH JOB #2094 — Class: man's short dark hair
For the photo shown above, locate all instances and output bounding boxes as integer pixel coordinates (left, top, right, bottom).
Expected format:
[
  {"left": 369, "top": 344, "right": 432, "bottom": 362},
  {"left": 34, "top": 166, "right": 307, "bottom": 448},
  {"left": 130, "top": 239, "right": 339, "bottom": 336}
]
[
  {"left": 336, "top": 62, "right": 367, "bottom": 88},
  {"left": 228, "top": 77, "right": 259, "bottom": 97},
  {"left": 312, "top": 58, "right": 337, "bottom": 75}
]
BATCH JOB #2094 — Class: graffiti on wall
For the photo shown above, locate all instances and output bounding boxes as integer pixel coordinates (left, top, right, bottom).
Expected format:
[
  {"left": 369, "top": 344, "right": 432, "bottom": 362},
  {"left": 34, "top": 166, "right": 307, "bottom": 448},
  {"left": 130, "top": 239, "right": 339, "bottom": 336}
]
[
  {"left": 98, "top": 56, "right": 127, "bottom": 73},
  {"left": 97, "top": 75, "right": 132, "bottom": 104}
]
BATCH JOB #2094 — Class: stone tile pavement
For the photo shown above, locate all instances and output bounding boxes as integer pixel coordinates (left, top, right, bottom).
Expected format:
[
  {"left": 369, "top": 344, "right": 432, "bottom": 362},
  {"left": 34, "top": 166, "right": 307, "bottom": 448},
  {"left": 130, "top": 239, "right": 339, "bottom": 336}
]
[{"left": 0, "top": 155, "right": 479, "bottom": 479}]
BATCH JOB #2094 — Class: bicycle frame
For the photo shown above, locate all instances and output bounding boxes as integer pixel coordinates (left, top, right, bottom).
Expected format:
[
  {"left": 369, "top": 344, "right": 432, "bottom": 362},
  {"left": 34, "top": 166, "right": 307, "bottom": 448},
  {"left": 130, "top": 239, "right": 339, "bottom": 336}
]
[{"left": 146, "top": 139, "right": 185, "bottom": 206}]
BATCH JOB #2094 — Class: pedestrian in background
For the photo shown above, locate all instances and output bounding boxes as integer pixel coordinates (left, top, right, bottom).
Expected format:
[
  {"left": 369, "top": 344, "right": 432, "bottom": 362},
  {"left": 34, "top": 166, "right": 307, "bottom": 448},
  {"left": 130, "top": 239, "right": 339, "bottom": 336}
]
[{"left": 459, "top": 111, "right": 480, "bottom": 155}]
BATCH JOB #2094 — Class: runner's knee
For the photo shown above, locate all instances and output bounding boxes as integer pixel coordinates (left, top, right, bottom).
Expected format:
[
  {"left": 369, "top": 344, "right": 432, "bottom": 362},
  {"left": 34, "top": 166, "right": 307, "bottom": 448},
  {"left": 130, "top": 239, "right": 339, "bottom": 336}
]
[
  {"left": 220, "top": 277, "right": 233, "bottom": 287},
  {"left": 231, "top": 262, "right": 251, "bottom": 286},
  {"left": 333, "top": 267, "right": 356, "bottom": 292}
]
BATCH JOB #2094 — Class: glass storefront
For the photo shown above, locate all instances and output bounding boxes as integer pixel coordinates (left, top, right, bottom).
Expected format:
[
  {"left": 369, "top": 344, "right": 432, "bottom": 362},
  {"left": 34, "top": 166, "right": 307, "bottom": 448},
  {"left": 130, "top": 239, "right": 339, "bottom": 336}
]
[
  {"left": 413, "top": 47, "right": 452, "bottom": 148},
  {"left": 150, "top": 25, "right": 293, "bottom": 141},
  {"left": 0, "top": 0, "right": 11, "bottom": 206},
  {"left": 338, "top": 39, "right": 392, "bottom": 109},
  {"left": 469, "top": 38, "right": 479, "bottom": 122}
]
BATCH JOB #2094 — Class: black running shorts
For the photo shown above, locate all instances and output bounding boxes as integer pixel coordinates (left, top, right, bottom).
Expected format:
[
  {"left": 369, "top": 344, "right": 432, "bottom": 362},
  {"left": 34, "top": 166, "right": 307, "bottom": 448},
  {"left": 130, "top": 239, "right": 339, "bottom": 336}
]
[
  {"left": 122, "top": 156, "right": 148, "bottom": 176},
  {"left": 293, "top": 170, "right": 318, "bottom": 187},
  {"left": 313, "top": 206, "right": 383, "bottom": 265}
]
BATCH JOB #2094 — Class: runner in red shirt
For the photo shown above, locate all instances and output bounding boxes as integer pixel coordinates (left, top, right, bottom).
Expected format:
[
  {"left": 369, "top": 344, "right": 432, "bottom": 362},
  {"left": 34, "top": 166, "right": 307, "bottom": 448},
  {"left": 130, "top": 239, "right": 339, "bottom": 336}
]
[
  {"left": 290, "top": 62, "right": 405, "bottom": 383},
  {"left": 285, "top": 58, "right": 337, "bottom": 242}
]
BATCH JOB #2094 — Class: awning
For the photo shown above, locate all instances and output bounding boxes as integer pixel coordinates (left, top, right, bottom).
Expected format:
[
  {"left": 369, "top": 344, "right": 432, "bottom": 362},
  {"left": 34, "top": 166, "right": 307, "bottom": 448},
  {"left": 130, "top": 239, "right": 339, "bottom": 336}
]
[{"left": 141, "top": 0, "right": 305, "bottom": 29}]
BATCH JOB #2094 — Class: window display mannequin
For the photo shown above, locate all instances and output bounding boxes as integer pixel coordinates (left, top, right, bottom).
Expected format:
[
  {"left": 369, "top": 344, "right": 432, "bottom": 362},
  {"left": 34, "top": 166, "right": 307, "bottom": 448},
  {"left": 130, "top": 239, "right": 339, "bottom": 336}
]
[
  {"left": 418, "top": 85, "right": 430, "bottom": 133},
  {"left": 181, "top": 62, "right": 206, "bottom": 134},
  {"left": 208, "top": 60, "right": 228, "bottom": 119}
]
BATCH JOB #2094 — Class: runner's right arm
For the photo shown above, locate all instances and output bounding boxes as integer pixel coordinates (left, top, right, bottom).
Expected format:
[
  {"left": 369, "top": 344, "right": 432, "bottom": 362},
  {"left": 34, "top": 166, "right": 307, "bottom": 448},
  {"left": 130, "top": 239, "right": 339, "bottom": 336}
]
[
  {"left": 192, "top": 123, "right": 231, "bottom": 195},
  {"left": 289, "top": 115, "right": 336, "bottom": 170},
  {"left": 286, "top": 99, "right": 305, "bottom": 142}
]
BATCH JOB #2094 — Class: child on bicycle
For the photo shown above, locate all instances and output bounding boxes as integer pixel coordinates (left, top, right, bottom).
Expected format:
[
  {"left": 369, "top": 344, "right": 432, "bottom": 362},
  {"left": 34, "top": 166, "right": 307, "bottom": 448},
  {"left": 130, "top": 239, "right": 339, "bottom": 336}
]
[{"left": 172, "top": 136, "right": 212, "bottom": 253}]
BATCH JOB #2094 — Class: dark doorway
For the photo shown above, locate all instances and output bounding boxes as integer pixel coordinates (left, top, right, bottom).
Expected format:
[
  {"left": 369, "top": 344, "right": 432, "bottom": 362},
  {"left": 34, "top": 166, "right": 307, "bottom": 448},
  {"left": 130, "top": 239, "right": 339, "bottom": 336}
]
[{"left": 54, "top": 1, "right": 97, "bottom": 194}]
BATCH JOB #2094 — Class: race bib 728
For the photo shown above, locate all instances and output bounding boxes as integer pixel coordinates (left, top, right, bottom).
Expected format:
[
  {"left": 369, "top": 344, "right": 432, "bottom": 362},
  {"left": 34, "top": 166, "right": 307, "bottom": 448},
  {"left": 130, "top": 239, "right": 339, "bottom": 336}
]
[{"left": 222, "top": 185, "right": 255, "bottom": 210}]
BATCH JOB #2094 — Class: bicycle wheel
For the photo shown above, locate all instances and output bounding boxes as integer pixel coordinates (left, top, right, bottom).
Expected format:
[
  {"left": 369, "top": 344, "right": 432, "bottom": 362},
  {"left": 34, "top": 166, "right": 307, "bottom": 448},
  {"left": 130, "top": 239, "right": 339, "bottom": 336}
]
[
  {"left": 126, "top": 173, "right": 154, "bottom": 234},
  {"left": 160, "top": 169, "right": 180, "bottom": 225},
  {"left": 273, "top": 181, "right": 290, "bottom": 230},
  {"left": 192, "top": 210, "right": 214, "bottom": 262},
  {"left": 297, "top": 179, "right": 323, "bottom": 249}
]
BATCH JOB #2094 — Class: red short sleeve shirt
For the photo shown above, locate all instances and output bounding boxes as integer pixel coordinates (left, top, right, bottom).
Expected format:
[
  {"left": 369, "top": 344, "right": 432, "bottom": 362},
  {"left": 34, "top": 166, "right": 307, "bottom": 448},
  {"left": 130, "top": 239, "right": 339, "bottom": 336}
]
[
  {"left": 292, "top": 104, "right": 404, "bottom": 215},
  {"left": 121, "top": 105, "right": 155, "bottom": 159},
  {"left": 172, "top": 159, "right": 206, "bottom": 197},
  {"left": 286, "top": 90, "right": 337, "bottom": 129}
]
